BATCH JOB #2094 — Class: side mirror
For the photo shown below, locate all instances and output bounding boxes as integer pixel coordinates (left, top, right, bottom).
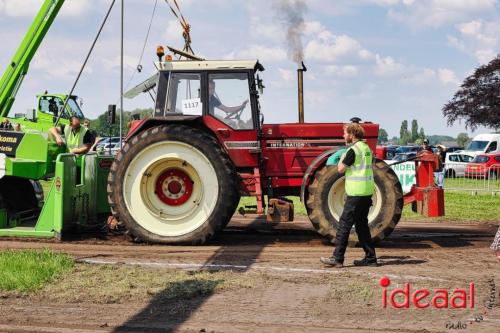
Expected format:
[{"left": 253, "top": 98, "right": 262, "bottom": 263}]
[
  {"left": 260, "top": 112, "right": 264, "bottom": 126},
  {"left": 108, "top": 104, "right": 116, "bottom": 125}
]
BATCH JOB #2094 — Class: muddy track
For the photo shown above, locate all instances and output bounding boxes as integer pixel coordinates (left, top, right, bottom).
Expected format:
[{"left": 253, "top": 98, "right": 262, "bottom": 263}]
[{"left": 0, "top": 217, "right": 499, "bottom": 333}]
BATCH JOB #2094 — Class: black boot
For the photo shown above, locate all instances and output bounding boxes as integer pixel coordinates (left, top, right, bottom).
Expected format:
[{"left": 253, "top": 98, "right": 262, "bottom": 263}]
[
  {"left": 353, "top": 257, "right": 378, "bottom": 267},
  {"left": 320, "top": 257, "right": 344, "bottom": 267}
]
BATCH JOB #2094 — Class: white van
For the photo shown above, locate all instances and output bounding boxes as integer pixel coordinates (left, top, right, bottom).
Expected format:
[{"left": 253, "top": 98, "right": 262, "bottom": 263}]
[{"left": 465, "top": 133, "right": 500, "bottom": 155}]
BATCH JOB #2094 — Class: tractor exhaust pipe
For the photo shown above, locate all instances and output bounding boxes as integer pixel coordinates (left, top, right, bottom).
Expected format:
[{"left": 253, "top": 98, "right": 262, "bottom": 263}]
[{"left": 297, "top": 61, "right": 307, "bottom": 123}]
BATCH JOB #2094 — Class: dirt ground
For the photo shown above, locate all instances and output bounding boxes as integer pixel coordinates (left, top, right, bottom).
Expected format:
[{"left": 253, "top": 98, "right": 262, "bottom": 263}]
[{"left": 0, "top": 216, "right": 499, "bottom": 333}]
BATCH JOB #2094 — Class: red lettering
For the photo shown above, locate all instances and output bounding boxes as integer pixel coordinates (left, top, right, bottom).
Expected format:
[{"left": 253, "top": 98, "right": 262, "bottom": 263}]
[
  {"left": 432, "top": 289, "right": 449, "bottom": 308},
  {"left": 469, "top": 282, "right": 474, "bottom": 308},
  {"left": 390, "top": 283, "right": 410, "bottom": 308},
  {"left": 412, "top": 289, "right": 430, "bottom": 308},
  {"left": 451, "top": 289, "right": 467, "bottom": 308}
]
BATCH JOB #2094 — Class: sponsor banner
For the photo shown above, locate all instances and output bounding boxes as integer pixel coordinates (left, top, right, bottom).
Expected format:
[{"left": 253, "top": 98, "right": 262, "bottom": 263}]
[
  {"left": 388, "top": 161, "right": 416, "bottom": 194},
  {"left": 0, "top": 131, "right": 24, "bottom": 157}
]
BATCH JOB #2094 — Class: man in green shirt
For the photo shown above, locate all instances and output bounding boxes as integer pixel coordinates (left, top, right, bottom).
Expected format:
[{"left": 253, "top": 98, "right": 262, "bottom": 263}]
[{"left": 49, "top": 116, "right": 92, "bottom": 155}]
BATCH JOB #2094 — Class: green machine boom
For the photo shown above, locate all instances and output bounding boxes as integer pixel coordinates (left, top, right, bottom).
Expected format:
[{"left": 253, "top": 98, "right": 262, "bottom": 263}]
[
  {"left": 0, "top": 0, "right": 113, "bottom": 238},
  {"left": 0, "top": 0, "right": 65, "bottom": 117},
  {"left": 0, "top": 0, "right": 87, "bottom": 132}
]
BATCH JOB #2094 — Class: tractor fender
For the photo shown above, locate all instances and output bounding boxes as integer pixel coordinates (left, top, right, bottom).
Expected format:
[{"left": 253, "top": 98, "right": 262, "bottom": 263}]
[
  {"left": 300, "top": 148, "right": 338, "bottom": 203},
  {"left": 126, "top": 115, "right": 202, "bottom": 141}
]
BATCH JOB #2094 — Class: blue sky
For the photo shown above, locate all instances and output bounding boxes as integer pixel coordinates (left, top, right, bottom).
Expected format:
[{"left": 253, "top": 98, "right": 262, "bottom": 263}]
[{"left": 0, "top": 0, "right": 499, "bottom": 138}]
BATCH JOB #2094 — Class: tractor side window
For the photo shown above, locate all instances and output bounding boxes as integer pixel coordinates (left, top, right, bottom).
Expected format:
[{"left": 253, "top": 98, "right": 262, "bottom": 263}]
[
  {"left": 208, "top": 73, "right": 253, "bottom": 130},
  {"left": 165, "top": 73, "right": 201, "bottom": 115}
]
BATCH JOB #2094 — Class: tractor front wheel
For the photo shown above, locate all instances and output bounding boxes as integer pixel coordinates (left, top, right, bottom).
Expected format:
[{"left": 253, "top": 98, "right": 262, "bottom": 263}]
[
  {"left": 107, "top": 125, "right": 239, "bottom": 244},
  {"left": 306, "top": 159, "right": 403, "bottom": 244}
]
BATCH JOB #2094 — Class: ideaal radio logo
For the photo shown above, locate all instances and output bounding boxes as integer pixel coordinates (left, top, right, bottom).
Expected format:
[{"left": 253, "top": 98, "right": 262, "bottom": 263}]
[
  {"left": 379, "top": 276, "right": 497, "bottom": 330},
  {"left": 379, "top": 276, "right": 474, "bottom": 309}
]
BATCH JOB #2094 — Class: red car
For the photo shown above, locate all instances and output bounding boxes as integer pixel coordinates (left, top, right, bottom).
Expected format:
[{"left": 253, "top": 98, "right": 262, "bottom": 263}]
[{"left": 464, "top": 153, "right": 500, "bottom": 179}]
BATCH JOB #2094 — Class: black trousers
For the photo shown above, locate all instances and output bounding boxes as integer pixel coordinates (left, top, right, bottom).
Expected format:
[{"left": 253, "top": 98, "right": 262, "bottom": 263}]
[{"left": 333, "top": 195, "right": 376, "bottom": 262}]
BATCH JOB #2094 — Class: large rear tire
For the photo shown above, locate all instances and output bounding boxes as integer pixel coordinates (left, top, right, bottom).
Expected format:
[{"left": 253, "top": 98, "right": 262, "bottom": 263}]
[
  {"left": 306, "top": 159, "right": 403, "bottom": 244},
  {"left": 107, "top": 125, "right": 239, "bottom": 244},
  {"left": 0, "top": 177, "right": 39, "bottom": 215}
]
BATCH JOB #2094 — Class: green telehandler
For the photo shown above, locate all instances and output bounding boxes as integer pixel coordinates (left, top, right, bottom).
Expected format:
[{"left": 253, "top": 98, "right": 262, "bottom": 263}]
[{"left": 0, "top": 0, "right": 113, "bottom": 238}]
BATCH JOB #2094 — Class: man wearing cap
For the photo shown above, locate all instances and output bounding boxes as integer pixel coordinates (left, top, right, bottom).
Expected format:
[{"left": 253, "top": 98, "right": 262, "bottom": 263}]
[
  {"left": 320, "top": 123, "right": 378, "bottom": 267},
  {"left": 421, "top": 138, "right": 433, "bottom": 153},
  {"left": 49, "top": 116, "right": 92, "bottom": 155}
]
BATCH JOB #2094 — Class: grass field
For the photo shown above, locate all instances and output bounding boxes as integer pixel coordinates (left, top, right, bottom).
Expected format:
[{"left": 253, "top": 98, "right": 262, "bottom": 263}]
[{"left": 0, "top": 250, "right": 74, "bottom": 292}]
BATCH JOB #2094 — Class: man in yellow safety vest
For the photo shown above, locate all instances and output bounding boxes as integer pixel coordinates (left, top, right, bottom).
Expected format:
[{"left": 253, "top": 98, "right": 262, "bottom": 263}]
[
  {"left": 49, "top": 116, "right": 92, "bottom": 155},
  {"left": 321, "top": 123, "right": 378, "bottom": 267}
]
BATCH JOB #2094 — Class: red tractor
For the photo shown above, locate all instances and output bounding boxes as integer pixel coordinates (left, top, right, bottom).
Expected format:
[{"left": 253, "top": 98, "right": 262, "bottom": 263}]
[{"left": 108, "top": 58, "right": 444, "bottom": 244}]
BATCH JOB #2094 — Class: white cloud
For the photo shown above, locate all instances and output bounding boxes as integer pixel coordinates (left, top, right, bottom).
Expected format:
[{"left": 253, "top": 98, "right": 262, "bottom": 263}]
[
  {"left": 402, "top": 68, "right": 436, "bottom": 84},
  {"left": 437, "top": 68, "right": 460, "bottom": 85},
  {"left": 224, "top": 45, "right": 287, "bottom": 62},
  {"left": 386, "top": 0, "right": 498, "bottom": 29},
  {"left": 278, "top": 68, "right": 294, "bottom": 81},
  {"left": 374, "top": 54, "right": 405, "bottom": 76},
  {"left": 163, "top": 20, "right": 184, "bottom": 44},
  {"left": 305, "top": 34, "right": 364, "bottom": 61},
  {"left": 32, "top": 49, "right": 93, "bottom": 80},
  {"left": 0, "top": 0, "right": 92, "bottom": 18},
  {"left": 448, "top": 19, "right": 500, "bottom": 64},
  {"left": 325, "top": 65, "right": 359, "bottom": 77}
]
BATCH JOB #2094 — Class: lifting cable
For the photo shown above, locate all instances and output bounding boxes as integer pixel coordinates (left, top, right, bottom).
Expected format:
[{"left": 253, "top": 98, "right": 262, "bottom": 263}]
[
  {"left": 123, "top": 0, "right": 159, "bottom": 93},
  {"left": 55, "top": 0, "right": 116, "bottom": 127}
]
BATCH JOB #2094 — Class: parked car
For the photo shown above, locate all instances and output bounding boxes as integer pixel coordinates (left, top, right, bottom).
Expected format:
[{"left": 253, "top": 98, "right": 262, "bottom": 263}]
[
  {"left": 99, "top": 142, "right": 122, "bottom": 156},
  {"left": 444, "top": 152, "right": 475, "bottom": 178},
  {"left": 445, "top": 146, "right": 464, "bottom": 153},
  {"left": 376, "top": 145, "right": 399, "bottom": 160},
  {"left": 464, "top": 153, "right": 500, "bottom": 179},
  {"left": 393, "top": 152, "right": 417, "bottom": 162},
  {"left": 95, "top": 136, "right": 122, "bottom": 149},
  {"left": 395, "top": 145, "right": 421, "bottom": 154}
]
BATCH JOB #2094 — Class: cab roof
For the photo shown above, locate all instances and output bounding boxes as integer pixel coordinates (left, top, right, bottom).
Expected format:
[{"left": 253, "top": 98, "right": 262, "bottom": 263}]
[{"left": 156, "top": 60, "right": 262, "bottom": 71}]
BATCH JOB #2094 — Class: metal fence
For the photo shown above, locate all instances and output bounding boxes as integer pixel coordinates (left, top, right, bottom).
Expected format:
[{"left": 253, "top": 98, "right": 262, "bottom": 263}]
[{"left": 443, "top": 163, "right": 500, "bottom": 194}]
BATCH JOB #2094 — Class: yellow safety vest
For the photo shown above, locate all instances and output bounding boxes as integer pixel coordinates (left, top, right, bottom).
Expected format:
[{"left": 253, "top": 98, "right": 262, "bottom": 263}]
[
  {"left": 64, "top": 125, "right": 88, "bottom": 152},
  {"left": 345, "top": 141, "right": 375, "bottom": 196}
]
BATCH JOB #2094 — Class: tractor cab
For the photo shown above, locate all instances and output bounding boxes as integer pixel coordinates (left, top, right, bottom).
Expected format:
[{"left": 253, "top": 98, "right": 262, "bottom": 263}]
[{"left": 152, "top": 60, "right": 263, "bottom": 131}]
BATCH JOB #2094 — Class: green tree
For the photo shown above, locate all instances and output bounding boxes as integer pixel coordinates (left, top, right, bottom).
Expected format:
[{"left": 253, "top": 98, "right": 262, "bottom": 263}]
[
  {"left": 442, "top": 55, "right": 500, "bottom": 130},
  {"left": 456, "top": 132, "right": 470, "bottom": 148},
  {"left": 399, "top": 120, "right": 410, "bottom": 145},
  {"left": 90, "top": 108, "right": 153, "bottom": 137},
  {"left": 411, "top": 119, "right": 419, "bottom": 142},
  {"left": 419, "top": 127, "right": 425, "bottom": 140},
  {"left": 378, "top": 128, "right": 389, "bottom": 144}
]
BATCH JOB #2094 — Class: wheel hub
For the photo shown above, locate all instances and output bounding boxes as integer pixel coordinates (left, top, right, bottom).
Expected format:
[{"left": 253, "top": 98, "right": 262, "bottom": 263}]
[{"left": 155, "top": 168, "right": 193, "bottom": 206}]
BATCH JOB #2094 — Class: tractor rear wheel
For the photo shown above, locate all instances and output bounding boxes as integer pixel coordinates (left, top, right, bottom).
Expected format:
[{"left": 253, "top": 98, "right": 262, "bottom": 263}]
[
  {"left": 107, "top": 125, "right": 239, "bottom": 244},
  {"left": 306, "top": 159, "right": 403, "bottom": 244},
  {"left": 0, "top": 177, "right": 39, "bottom": 216}
]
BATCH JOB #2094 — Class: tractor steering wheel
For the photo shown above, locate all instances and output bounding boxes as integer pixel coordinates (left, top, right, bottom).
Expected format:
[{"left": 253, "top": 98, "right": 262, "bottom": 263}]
[{"left": 224, "top": 108, "right": 245, "bottom": 120}]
